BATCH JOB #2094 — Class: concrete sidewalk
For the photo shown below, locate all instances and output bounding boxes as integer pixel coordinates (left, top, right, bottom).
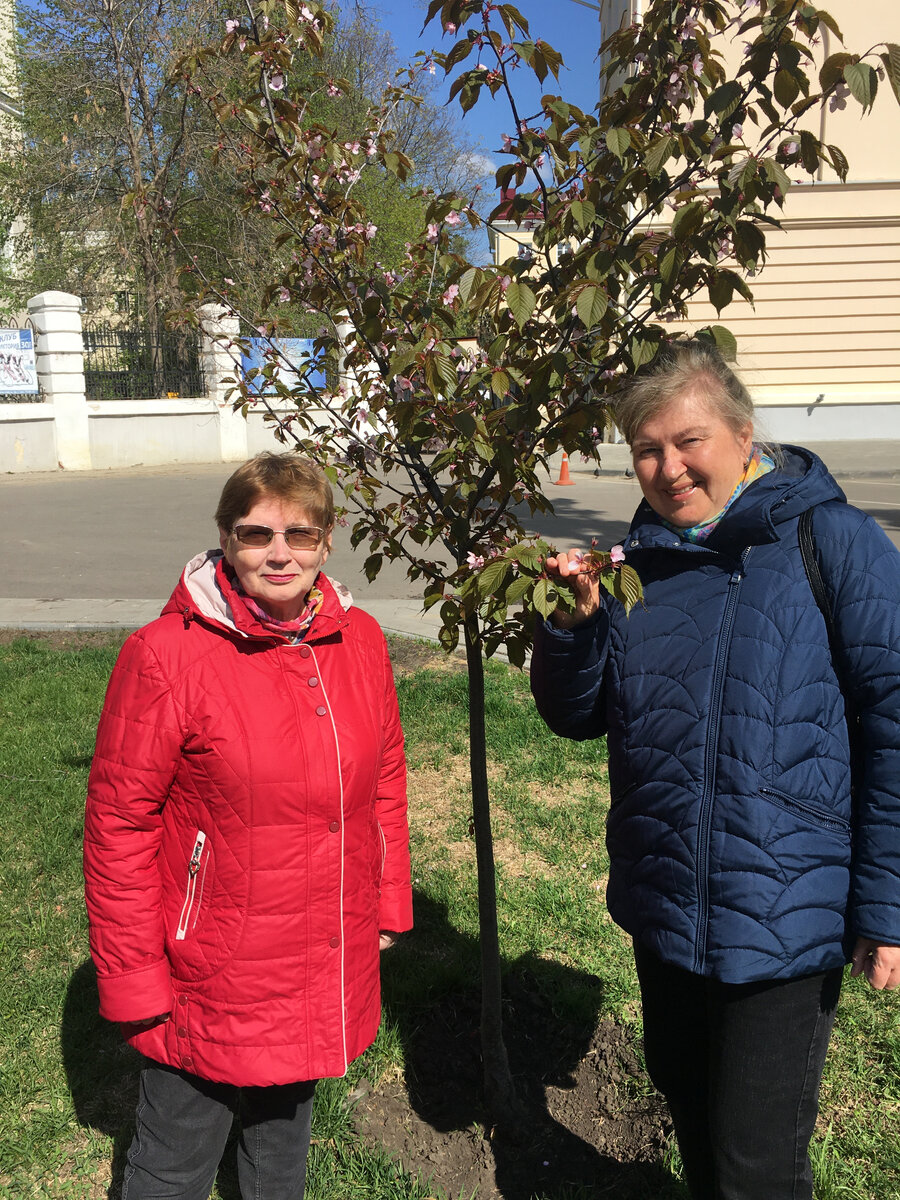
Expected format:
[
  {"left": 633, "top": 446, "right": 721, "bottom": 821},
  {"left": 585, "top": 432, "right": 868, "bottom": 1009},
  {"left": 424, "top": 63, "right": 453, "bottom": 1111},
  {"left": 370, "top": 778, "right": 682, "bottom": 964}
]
[{"left": 2, "top": 438, "right": 898, "bottom": 636}]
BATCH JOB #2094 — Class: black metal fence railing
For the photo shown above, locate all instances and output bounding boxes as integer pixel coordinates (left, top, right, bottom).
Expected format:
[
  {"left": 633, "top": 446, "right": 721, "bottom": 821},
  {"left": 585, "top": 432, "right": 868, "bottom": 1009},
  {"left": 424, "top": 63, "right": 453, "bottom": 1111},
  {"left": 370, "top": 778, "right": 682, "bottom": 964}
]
[
  {"left": 0, "top": 316, "right": 40, "bottom": 403},
  {"left": 83, "top": 323, "right": 204, "bottom": 401}
]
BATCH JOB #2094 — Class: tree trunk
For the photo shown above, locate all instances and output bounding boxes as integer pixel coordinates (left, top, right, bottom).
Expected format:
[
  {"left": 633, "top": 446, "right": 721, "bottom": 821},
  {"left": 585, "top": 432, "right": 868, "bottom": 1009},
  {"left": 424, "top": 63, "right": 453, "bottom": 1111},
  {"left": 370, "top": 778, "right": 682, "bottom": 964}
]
[{"left": 463, "top": 612, "right": 521, "bottom": 1124}]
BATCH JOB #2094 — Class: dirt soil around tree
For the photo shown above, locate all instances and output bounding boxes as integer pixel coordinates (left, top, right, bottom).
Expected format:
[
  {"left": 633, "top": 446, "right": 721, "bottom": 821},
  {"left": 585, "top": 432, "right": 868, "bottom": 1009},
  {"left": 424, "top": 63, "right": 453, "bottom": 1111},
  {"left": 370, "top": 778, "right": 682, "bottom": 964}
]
[{"left": 353, "top": 976, "right": 675, "bottom": 1200}]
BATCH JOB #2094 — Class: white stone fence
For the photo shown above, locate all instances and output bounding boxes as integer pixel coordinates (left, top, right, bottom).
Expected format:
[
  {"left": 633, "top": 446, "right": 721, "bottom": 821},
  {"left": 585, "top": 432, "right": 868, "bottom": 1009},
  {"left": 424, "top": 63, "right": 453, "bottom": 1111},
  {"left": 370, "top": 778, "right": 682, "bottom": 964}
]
[{"left": 0, "top": 291, "right": 303, "bottom": 473}]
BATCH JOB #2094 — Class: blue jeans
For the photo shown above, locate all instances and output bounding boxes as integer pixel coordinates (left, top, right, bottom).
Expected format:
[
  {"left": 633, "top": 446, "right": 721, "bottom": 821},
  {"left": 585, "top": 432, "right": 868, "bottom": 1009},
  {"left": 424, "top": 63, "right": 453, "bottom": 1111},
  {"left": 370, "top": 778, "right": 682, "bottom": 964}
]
[
  {"left": 634, "top": 943, "right": 842, "bottom": 1200},
  {"left": 121, "top": 1062, "right": 316, "bottom": 1200}
]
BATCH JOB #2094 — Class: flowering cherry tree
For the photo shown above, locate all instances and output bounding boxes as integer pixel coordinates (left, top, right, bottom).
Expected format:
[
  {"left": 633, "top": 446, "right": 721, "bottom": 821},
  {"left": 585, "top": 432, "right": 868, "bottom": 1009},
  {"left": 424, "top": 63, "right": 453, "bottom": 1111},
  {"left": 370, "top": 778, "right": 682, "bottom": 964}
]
[{"left": 181, "top": 0, "right": 900, "bottom": 1118}]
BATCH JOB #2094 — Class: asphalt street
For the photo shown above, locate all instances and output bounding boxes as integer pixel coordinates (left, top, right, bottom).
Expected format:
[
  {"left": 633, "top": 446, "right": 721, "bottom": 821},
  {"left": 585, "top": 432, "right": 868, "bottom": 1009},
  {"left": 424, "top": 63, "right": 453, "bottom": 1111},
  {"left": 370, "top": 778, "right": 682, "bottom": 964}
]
[{"left": 2, "top": 443, "right": 900, "bottom": 637}]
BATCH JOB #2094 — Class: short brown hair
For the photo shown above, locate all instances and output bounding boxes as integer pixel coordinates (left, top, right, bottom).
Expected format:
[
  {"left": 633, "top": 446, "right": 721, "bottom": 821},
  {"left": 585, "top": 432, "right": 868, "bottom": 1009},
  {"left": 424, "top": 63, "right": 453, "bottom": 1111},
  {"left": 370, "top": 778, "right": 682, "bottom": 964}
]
[
  {"left": 612, "top": 340, "right": 755, "bottom": 446},
  {"left": 215, "top": 452, "right": 334, "bottom": 534}
]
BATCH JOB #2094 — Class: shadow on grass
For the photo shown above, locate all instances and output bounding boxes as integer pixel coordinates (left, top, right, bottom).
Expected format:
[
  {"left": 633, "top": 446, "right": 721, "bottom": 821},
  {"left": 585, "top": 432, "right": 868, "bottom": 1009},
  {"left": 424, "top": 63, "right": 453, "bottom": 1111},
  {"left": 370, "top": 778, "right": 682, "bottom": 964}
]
[
  {"left": 368, "top": 891, "right": 685, "bottom": 1200},
  {"left": 61, "top": 895, "right": 683, "bottom": 1200},
  {"left": 60, "top": 962, "right": 245, "bottom": 1200}
]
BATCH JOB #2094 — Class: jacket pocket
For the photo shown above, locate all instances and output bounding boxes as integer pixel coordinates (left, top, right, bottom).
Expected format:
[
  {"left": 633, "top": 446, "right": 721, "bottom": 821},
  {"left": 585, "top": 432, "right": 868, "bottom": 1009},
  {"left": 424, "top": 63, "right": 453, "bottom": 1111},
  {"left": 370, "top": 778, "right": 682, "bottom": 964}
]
[
  {"left": 759, "top": 787, "right": 849, "bottom": 832},
  {"left": 175, "top": 829, "right": 209, "bottom": 941}
]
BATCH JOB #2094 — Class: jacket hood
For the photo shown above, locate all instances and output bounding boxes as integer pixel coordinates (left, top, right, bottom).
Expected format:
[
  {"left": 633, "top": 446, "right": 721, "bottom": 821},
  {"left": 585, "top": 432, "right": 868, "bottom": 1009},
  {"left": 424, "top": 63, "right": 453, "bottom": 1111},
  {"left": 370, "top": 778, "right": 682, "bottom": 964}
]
[
  {"left": 161, "top": 549, "right": 354, "bottom": 642},
  {"left": 626, "top": 443, "right": 847, "bottom": 554}
]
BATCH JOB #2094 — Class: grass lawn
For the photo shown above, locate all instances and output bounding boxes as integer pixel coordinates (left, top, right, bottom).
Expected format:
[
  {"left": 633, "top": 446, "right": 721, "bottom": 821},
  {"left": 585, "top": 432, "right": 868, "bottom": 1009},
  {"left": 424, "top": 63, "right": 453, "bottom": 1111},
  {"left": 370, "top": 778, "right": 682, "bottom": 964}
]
[{"left": 0, "top": 632, "right": 897, "bottom": 1199}]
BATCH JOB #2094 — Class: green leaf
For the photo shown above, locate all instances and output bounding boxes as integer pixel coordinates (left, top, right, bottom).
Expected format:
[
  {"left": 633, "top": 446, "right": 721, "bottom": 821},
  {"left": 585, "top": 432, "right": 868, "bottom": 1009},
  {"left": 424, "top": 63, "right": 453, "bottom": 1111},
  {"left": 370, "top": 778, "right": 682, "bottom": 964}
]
[
  {"left": 505, "top": 280, "right": 536, "bottom": 329},
  {"left": 762, "top": 157, "right": 791, "bottom": 198},
  {"left": 644, "top": 134, "right": 674, "bottom": 177},
  {"left": 708, "top": 271, "right": 734, "bottom": 314},
  {"left": 704, "top": 80, "right": 743, "bottom": 121},
  {"left": 605, "top": 127, "right": 632, "bottom": 159},
  {"left": 570, "top": 198, "right": 597, "bottom": 231},
  {"left": 819, "top": 51, "right": 854, "bottom": 92},
  {"left": 433, "top": 353, "right": 458, "bottom": 395},
  {"left": 629, "top": 336, "right": 658, "bottom": 370},
  {"left": 610, "top": 564, "right": 644, "bottom": 616},
  {"left": 826, "top": 143, "right": 849, "bottom": 182},
  {"left": 575, "top": 284, "right": 609, "bottom": 328},
  {"left": 476, "top": 556, "right": 511, "bottom": 598},
  {"left": 881, "top": 44, "right": 900, "bottom": 107},
  {"left": 733, "top": 220, "right": 766, "bottom": 267},
  {"left": 504, "top": 575, "right": 533, "bottom": 606},
  {"left": 773, "top": 68, "right": 800, "bottom": 109},
  {"left": 458, "top": 267, "right": 480, "bottom": 305},
  {"left": 364, "top": 554, "right": 382, "bottom": 582},
  {"left": 532, "top": 577, "right": 558, "bottom": 619},
  {"left": 658, "top": 243, "right": 682, "bottom": 286},
  {"left": 671, "top": 200, "right": 705, "bottom": 240},
  {"left": 709, "top": 325, "right": 737, "bottom": 361},
  {"left": 491, "top": 370, "right": 511, "bottom": 398},
  {"left": 799, "top": 129, "right": 821, "bottom": 175},
  {"left": 844, "top": 60, "right": 876, "bottom": 111}
]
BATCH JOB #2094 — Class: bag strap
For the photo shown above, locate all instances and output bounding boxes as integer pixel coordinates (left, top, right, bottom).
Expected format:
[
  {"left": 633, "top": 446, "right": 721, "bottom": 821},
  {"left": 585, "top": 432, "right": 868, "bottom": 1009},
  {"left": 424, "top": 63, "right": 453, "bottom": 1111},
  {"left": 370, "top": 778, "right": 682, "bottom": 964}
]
[{"left": 798, "top": 506, "right": 861, "bottom": 764}]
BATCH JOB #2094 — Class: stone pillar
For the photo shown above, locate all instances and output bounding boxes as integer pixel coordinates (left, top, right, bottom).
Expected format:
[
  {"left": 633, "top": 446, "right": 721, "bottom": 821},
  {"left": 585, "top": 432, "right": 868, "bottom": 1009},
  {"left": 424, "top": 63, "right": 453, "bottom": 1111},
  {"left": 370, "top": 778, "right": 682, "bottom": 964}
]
[
  {"left": 28, "top": 290, "right": 91, "bottom": 470},
  {"left": 199, "top": 303, "right": 247, "bottom": 462}
]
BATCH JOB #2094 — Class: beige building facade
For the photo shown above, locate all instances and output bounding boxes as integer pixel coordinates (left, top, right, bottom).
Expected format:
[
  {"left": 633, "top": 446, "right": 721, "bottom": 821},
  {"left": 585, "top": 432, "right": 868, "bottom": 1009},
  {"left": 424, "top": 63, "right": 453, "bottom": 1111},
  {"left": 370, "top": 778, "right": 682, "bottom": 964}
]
[{"left": 490, "top": 1, "right": 900, "bottom": 440}]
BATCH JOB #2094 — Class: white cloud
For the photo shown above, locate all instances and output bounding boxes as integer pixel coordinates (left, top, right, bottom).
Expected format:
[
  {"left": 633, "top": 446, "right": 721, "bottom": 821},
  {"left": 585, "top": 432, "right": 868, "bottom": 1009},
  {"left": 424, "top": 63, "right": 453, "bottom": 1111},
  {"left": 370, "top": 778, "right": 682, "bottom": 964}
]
[{"left": 458, "top": 151, "right": 498, "bottom": 178}]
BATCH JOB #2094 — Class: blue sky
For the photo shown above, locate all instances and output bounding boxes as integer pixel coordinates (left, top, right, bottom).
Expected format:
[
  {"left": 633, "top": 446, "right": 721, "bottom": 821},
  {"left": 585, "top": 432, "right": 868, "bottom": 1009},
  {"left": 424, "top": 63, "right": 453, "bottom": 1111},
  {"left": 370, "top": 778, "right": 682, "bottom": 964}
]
[{"left": 367, "top": 0, "right": 607, "bottom": 184}]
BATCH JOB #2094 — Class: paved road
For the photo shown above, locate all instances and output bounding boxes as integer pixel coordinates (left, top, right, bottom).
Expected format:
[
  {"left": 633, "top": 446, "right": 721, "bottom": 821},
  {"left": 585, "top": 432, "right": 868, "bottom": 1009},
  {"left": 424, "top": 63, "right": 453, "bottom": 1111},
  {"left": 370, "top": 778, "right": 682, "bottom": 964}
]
[{"left": 2, "top": 445, "right": 899, "bottom": 636}]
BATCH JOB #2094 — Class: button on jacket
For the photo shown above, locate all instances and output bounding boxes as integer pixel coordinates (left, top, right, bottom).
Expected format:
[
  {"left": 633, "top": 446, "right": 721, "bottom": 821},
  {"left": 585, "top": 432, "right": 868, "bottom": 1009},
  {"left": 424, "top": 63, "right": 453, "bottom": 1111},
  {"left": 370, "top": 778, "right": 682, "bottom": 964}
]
[
  {"left": 84, "top": 551, "right": 412, "bottom": 1086},
  {"left": 531, "top": 446, "right": 900, "bottom": 983}
]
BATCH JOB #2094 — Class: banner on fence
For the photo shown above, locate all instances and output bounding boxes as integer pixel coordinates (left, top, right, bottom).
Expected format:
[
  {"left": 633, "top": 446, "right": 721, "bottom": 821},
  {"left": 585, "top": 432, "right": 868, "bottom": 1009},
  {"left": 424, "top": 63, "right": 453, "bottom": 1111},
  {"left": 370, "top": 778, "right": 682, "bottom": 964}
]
[
  {"left": 0, "top": 329, "right": 38, "bottom": 394},
  {"left": 241, "top": 338, "right": 326, "bottom": 397}
]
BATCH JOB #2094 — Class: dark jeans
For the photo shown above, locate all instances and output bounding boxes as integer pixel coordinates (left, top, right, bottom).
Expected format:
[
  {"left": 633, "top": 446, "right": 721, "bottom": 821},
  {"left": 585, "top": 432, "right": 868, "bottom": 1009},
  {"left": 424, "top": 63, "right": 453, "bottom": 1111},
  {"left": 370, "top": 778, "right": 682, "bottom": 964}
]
[
  {"left": 120, "top": 1062, "right": 316, "bottom": 1200},
  {"left": 634, "top": 943, "right": 842, "bottom": 1200}
]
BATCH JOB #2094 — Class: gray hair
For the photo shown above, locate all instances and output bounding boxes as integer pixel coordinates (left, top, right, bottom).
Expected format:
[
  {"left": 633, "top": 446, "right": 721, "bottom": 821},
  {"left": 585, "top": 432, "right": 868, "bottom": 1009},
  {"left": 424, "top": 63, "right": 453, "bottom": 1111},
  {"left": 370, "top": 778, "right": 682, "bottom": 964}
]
[{"left": 613, "top": 340, "right": 765, "bottom": 450}]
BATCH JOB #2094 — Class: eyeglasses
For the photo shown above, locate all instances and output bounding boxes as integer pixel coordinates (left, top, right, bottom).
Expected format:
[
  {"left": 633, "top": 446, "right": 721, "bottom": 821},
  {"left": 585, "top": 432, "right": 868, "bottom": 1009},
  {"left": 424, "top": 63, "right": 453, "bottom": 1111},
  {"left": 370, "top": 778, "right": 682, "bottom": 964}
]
[{"left": 231, "top": 524, "right": 325, "bottom": 550}]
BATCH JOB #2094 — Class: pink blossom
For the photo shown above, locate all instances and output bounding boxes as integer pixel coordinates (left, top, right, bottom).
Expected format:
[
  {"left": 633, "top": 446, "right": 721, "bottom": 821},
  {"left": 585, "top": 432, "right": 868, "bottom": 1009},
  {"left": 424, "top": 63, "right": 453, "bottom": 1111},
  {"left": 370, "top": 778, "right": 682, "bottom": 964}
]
[
  {"left": 278, "top": 287, "right": 290, "bottom": 302},
  {"left": 269, "top": 72, "right": 284, "bottom": 91},
  {"left": 732, "top": 123, "right": 744, "bottom": 139},
  {"left": 466, "top": 552, "right": 485, "bottom": 569},
  {"left": 327, "top": 82, "right": 342, "bottom": 97},
  {"left": 426, "top": 223, "right": 440, "bottom": 242},
  {"left": 445, "top": 210, "right": 462, "bottom": 226},
  {"left": 502, "top": 133, "right": 513, "bottom": 151},
  {"left": 299, "top": 4, "right": 314, "bottom": 18},
  {"left": 610, "top": 544, "right": 626, "bottom": 564},
  {"left": 225, "top": 18, "right": 239, "bottom": 33},
  {"left": 829, "top": 82, "right": 849, "bottom": 112},
  {"left": 445, "top": 21, "right": 456, "bottom": 32},
  {"left": 442, "top": 284, "right": 460, "bottom": 305}
]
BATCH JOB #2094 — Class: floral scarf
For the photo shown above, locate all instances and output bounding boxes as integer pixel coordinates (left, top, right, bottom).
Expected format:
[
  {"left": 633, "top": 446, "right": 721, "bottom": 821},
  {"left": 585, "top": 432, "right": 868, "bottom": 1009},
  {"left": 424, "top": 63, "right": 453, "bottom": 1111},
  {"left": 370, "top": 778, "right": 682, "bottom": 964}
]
[
  {"left": 660, "top": 446, "right": 776, "bottom": 543},
  {"left": 218, "top": 556, "right": 325, "bottom": 642}
]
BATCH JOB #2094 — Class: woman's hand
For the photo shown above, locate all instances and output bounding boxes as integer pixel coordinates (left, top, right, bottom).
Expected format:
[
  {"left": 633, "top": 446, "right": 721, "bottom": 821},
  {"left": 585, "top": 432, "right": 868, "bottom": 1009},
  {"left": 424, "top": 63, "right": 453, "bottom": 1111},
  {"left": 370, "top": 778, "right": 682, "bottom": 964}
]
[
  {"left": 379, "top": 931, "right": 399, "bottom": 952},
  {"left": 850, "top": 938, "right": 900, "bottom": 990},
  {"left": 545, "top": 549, "right": 602, "bottom": 629},
  {"left": 130, "top": 1013, "right": 171, "bottom": 1026}
]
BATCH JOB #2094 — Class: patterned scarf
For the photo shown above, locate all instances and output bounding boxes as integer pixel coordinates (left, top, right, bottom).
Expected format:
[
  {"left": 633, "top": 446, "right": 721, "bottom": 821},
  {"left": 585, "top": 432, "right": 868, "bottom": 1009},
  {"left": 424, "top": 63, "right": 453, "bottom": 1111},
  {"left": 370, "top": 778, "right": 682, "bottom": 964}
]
[
  {"left": 238, "top": 581, "right": 325, "bottom": 642},
  {"left": 218, "top": 555, "right": 325, "bottom": 642},
  {"left": 660, "top": 446, "right": 776, "bottom": 543}
]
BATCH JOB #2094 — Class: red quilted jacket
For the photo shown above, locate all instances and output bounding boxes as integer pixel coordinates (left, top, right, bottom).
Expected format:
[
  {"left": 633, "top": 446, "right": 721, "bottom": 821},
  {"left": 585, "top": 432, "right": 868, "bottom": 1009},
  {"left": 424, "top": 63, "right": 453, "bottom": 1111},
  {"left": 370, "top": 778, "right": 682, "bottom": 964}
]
[{"left": 84, "top": 551, "right": 412, "bottom": 1087}]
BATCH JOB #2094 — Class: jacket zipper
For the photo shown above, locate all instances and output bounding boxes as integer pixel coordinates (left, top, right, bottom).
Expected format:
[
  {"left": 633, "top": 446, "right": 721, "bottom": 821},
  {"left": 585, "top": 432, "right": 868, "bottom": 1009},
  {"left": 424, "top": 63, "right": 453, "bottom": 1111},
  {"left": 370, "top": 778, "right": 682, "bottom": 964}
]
[
  {"left": 759, "top": 787, "right": 850, "bottom": 832},
  {"left": 693, "top": 550, "right": 750, "bottom": 974},
  {"left": 175, "top": 830, "right": 207, "bottom": 941}
]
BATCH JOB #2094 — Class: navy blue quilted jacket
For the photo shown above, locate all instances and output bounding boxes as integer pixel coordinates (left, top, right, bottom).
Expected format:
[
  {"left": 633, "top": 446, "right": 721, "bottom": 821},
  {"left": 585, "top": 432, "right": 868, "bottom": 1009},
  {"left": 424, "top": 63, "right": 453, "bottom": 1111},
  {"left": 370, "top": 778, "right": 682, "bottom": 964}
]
[{"left": 531, "top": 446, "right": 900, "bottom": 983}]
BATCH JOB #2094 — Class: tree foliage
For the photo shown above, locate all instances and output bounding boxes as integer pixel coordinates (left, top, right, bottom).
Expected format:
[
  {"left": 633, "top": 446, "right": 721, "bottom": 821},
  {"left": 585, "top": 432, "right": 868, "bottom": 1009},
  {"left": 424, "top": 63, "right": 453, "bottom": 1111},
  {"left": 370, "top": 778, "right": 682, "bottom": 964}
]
[
  {"left": 0, "top": 0, "right": 479, "bottom": 322},
  {"left": 180, "top": 0, "right": 900, "bottom": 1116}
]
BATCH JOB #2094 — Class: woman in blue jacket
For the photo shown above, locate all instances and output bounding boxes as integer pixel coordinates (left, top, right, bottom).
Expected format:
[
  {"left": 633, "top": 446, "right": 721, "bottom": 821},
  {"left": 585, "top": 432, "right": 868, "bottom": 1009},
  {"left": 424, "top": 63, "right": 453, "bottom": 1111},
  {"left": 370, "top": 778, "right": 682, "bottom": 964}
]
[{"left": 530, "top": 340, "right": 900, "bottom": 1200}]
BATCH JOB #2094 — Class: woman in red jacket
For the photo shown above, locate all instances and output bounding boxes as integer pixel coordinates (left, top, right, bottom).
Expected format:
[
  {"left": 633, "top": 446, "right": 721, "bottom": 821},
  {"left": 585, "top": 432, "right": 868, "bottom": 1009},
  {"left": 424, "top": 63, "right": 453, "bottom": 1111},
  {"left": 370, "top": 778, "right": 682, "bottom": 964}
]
[{"left": 84, "top": 452, "right": 413, "bottom": 1200}]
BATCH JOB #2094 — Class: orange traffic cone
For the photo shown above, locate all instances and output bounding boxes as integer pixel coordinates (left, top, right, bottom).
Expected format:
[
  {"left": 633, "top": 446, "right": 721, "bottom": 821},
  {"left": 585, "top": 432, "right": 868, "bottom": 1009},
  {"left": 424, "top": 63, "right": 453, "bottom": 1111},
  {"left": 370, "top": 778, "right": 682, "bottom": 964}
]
[{"left": 553, "top": 451, "right": 575, "bottom": 486}]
